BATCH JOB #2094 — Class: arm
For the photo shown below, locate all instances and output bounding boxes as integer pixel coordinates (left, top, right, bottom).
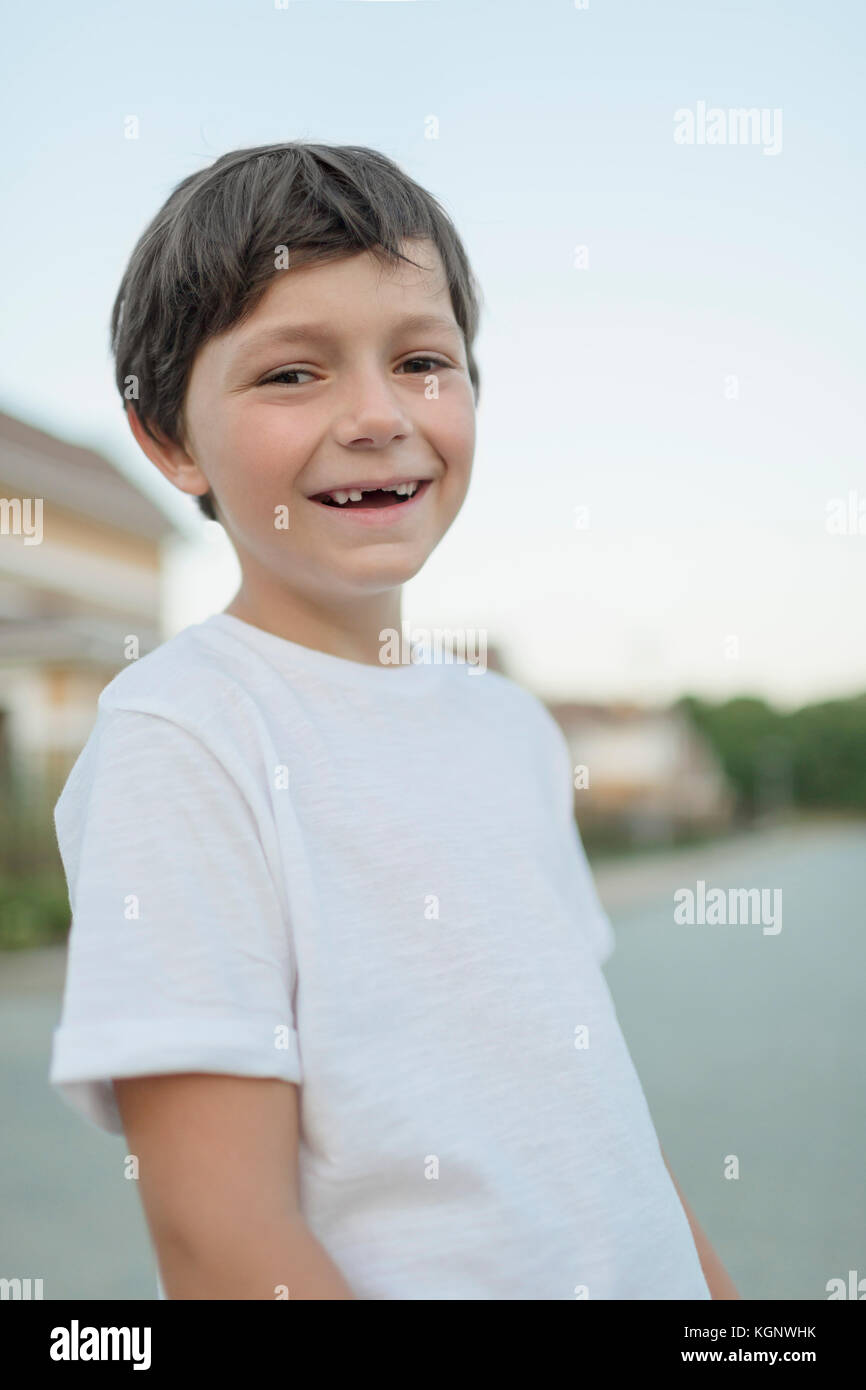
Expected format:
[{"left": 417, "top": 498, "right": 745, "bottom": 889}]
[
  {"left": 114, "top": 1073, "right": 356, "bottom": 1299},
  {"left": 661, "top": 1148, "right": 740, "bottom": 1300}
]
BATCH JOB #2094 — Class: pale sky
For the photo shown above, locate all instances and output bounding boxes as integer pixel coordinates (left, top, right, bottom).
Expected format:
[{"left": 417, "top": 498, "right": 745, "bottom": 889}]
[{"left": 2, "top": 0, "right": 864, "bottom": 708}]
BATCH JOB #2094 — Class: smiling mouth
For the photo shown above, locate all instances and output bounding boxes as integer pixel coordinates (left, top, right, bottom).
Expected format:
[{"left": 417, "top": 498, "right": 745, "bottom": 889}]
[{"left": 311, "top": 480, "right": 430, "bottom": 509}]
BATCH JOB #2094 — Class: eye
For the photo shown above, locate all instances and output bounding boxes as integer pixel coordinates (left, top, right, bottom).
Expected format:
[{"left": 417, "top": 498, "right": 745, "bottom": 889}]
[
  {"left": 259, "top": 357, "right": 452, "bottom": 387},
  {"left": 399, "top": 356, "right": 451, "bottom": 375},
  {"left": 260, "top": 368, "right": 316, "bottom": 387}
]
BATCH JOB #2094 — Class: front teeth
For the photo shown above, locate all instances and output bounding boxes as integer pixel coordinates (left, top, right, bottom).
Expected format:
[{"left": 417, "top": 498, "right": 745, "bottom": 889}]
[{"left": 327, "top": 481, "right": 420, "bottom": 505}]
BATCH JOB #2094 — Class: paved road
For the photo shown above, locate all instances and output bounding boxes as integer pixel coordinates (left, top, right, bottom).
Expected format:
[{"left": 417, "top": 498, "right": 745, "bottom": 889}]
[
  {"left": 1, "top": 818, "right": 863, "bottom": 1299},
  {"left": 594, "top": 818, "right": 866, "bottom": 1301}
]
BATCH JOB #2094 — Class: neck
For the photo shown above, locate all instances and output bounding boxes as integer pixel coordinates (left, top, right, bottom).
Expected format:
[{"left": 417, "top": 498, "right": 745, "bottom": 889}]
[{"left": 223, "top": 579, "right": 405, "bottom": 667}]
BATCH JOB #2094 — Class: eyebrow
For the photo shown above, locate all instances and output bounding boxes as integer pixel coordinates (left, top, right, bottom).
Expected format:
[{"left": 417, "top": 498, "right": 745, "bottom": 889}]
[{"left": 233, "top": 312, "right": 462, "bottom": 362}]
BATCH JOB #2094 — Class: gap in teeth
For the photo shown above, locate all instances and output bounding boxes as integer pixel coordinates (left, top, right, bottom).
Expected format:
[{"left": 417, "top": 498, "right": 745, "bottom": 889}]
[{"left": 327, "top": 481, "right": 420, "bottom": 504}]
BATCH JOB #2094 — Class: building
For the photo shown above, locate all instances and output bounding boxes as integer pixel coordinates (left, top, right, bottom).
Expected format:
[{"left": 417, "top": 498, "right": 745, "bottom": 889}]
[
  {"left": 0, "top": 409, "right": 183, "bottom": 807},
  {"left": 545, "top": 700, "right": 735, "bottom": 844}
]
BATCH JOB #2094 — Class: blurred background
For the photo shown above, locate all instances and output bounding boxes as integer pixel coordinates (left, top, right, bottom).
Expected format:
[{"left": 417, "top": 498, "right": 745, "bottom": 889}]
[{"left": 1, "top": 0, "right": 864, "bottom": 1300}]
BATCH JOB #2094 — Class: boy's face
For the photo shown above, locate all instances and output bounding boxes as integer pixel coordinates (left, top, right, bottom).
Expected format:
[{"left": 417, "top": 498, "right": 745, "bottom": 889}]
[{"left": 180, "top": 238, "right": 476, "bottom": 604}]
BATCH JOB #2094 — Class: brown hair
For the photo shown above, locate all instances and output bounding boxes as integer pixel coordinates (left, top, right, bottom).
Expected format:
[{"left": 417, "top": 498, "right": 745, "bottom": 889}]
[{"left": 109, "top": 141, "right": 483, "bottom": 522}]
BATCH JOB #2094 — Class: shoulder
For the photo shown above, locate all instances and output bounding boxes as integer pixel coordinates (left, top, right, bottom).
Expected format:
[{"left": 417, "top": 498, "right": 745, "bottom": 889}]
[
  {"left": 447, "top": 662, "right": 571, "bottom": 795},
  {"left": 95, "top": 618, "right": 250, "bottom": 735},
  {"left": 55, "top": 620, "right": 266, "bottom": 828},
  {"left": 460, "top": 664, "right": 567, "bottom": 752}
]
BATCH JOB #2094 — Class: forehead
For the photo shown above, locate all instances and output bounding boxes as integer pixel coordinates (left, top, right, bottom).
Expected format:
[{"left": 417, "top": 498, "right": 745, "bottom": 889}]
[{"left": 239, "top": 239, "right": 454, "bottom": 341}]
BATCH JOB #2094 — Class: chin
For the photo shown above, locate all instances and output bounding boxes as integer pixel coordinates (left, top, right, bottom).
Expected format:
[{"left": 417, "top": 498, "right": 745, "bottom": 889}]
[
  {"left": 351, "top": 561, "right": 426, "bottom": 592},
  {"left": 339, "top": 543, "right": 433, "bottom": 587}
]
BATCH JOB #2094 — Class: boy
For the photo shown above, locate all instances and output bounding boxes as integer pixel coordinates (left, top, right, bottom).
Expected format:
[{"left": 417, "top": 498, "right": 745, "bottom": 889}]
[{"left": 49, "top": 141, "right": 737, "bottom": 1301}]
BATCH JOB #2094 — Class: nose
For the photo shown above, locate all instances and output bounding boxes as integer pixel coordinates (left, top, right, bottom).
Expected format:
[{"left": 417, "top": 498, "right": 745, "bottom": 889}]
[{"left": 333, "top": 366, "right": 414, "bottom": 449}]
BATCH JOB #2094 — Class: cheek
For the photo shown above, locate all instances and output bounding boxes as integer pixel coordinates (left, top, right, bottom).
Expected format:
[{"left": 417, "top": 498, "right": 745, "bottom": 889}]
[
  {"left": 428, "top": 391, "right": 475, "bottom": 469},
  {"left": 445, "top": 415, "right": 476, "bottom": 486},
  {"left": 215, "top": 407, "right": 312, "bottom": 499}
]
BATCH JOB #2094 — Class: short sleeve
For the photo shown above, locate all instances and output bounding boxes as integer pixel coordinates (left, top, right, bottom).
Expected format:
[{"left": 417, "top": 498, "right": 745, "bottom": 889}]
[
  {"left": 49, "top": 707, "right": 301, "bottom": 1135},
  {"left": 537, "top": 702, "right": 617, "bottom": 967},
  {"left": 561, "top": 809, "right": 617, "bottom": 967}
]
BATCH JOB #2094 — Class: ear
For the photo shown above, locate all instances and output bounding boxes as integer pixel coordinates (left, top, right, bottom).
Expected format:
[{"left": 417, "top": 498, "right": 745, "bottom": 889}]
[{"left": 125, "top": 404, "right": 212, "bottom": 503}]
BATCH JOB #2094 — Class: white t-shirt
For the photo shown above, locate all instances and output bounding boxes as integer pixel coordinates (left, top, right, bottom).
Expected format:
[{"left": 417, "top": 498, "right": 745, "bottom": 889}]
[{"left": 49, "top": 612, "right": 710, "bottom": 1300}]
